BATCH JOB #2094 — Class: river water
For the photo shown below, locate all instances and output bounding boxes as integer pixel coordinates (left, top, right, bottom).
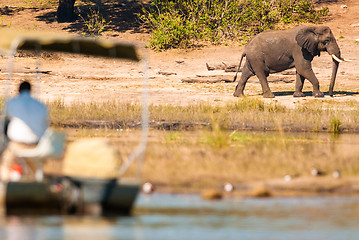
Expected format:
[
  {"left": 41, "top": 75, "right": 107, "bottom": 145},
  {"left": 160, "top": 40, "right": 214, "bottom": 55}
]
[{"left": 0, "top": 193, "right": 358, "bottom": 240}]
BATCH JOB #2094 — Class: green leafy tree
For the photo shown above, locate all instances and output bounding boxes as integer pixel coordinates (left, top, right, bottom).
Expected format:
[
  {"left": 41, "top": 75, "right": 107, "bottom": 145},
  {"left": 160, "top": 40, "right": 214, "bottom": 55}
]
[{"left": 141, "top": 0, "right": 329, "bottom": 50}]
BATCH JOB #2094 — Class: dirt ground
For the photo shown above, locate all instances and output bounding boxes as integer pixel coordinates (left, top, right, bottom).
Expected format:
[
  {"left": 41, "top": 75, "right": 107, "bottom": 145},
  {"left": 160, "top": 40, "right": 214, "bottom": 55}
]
[{"left": 0, "top": 0, "right": 358, "bottom": 109}]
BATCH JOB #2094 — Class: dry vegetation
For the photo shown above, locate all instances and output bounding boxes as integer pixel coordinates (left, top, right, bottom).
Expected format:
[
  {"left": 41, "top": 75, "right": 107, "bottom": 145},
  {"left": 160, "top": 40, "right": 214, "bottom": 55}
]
[
  {"left": 48, "top": 97, "right": 359, "bottom": 133},
  {"left": 43, "top": 98, "right": 359, "bottom": 195}
]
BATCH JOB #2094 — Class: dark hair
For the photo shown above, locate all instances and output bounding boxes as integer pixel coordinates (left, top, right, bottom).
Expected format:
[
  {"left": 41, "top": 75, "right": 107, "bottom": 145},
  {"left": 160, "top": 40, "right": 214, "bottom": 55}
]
[{"left": 19, "top": 81, "right": 31, "bottom": 93}]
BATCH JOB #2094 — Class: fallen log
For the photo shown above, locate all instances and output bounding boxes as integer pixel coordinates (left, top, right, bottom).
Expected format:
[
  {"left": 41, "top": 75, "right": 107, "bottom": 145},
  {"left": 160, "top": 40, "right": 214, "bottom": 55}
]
[
  {"left": 182, "top": 75, "right": 234, "bottom": 83},
  {"left": 206, "top": 62, "right": 239, "bottom": 72}
]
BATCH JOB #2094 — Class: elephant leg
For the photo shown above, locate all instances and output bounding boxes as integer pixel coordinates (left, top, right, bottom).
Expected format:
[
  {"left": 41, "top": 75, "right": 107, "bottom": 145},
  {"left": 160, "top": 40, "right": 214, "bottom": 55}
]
[
  {"left": 301, "top": 71, "right": 323, "bottom": 97},
  {"left": 296, "top": 64, "right": 323, "bottom": 97},
  {"left": 249, "top": 61, "right": 274, "bottom": 98},
  {"left": 293, "top": 72, "right": 306, "bottom": 97},
  {"left": 233, "top": 63, "right": 254, "bottom": 97},
  {"left": 256, "top": 72, "right": 274, "bottom": 98}
]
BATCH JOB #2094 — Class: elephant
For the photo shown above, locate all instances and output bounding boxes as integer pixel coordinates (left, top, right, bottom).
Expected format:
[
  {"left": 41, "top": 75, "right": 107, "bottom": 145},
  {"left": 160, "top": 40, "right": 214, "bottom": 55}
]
[{"left": 233, "top": 25, "right": 350, "bottom": 98}]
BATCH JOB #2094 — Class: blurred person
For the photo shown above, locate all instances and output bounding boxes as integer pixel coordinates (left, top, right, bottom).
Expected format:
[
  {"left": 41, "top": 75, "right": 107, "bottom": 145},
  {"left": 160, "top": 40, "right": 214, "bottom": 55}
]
[{"left": 0, "top": 81, "right": 48, "bottom": 181}]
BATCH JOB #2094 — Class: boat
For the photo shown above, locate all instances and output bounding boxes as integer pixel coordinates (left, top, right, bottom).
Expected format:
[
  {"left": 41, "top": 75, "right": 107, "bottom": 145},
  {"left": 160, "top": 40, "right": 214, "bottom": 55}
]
[{"left": 0, "top": 29, "right": 149, "bottom": 216}]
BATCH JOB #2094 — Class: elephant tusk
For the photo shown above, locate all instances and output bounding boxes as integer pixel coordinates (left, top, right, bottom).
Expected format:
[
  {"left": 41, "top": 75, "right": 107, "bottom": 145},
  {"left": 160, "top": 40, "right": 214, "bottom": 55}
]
[
  {"left": 331, "top": 54, "right": 343, "bottom": 63},
  {"left": 343, "top": 58, "right": 352, "bottom": 62}
]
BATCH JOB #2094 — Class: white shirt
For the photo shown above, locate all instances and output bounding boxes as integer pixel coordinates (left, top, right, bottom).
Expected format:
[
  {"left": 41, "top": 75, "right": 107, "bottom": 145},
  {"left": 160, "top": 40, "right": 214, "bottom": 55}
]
[{"left": 6, "top": 91, "right": 48, "bottom": 144}]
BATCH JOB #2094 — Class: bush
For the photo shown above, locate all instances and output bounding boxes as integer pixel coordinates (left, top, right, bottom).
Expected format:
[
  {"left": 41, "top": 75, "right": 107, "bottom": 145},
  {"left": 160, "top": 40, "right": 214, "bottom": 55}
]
[
  {"left": 330, "top": 117, "right": 341, "bottom": 134},
  {"left": 79, "top": 8, "right": 111, "bottom": 36},
  {"left": 143, "top": 7, "right": 197, "bottom": 50},
  {"left": 141, "top": 0, "right": 329, "bottom": 50}
]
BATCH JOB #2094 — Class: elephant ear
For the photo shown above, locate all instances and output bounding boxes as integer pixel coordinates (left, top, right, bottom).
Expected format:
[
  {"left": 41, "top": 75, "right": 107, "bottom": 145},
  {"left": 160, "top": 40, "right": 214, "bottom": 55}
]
[{"left": 295, "top": 27, "right": 319, "bottom": 56}]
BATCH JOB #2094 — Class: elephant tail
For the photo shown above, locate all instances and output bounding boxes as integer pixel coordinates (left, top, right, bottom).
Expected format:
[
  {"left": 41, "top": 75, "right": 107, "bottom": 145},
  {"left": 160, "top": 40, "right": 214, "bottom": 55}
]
[{"left": 233, "top": 53, "right": 246, "bottom": 82}]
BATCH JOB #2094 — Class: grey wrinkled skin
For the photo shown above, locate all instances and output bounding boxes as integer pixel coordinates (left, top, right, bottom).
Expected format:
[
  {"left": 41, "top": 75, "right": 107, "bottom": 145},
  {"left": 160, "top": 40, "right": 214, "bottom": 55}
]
[{"left": 233, "top": 25, "right": 341, "bottom": 98}]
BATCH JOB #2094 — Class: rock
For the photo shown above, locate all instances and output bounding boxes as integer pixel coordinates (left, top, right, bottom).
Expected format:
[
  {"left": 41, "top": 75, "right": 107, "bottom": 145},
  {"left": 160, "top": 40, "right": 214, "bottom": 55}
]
[
  {"left": 284, "top": 175, "right": 292, "bottom": 182},
  {"left": 182, "top": 75, "right": 233, "bottom": 83},
  {"left": 206, "top": 62, "right": 238, "bottom": 72},
  {"left": 250, "top": 185, "right": 272, "bottom": 198},
  {"left": 157, "top": 71, "right": 177, "bottom": 76},
  {"left": 332, "top": 170, "right": 341, "bottom": 179},
  {"left": 351, "top": 23, "right": 359, "bottom": 27},
  {"left": 311, "top": 168, "right": 325, "bottom": 176},
  {"left": 206, "top": 63, "right": 216, "bottom": 71},
  {"left": 142, "top": 182, "right": 155, "bottom": 194},
  {"left": 223, "top": 182, "right": 234, "bottom": 192},
  {"left": 201, "top": 189, "right": 223, "bottom": 200}
]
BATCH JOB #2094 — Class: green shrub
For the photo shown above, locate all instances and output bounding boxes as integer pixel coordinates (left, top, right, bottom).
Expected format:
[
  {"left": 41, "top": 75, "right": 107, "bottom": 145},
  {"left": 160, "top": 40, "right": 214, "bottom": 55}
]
[
  {"left": 330, "top": 117, "right": 341, "bottom": 134},
  {"left": 141, "top": 0, "right": 329, "bottom": 50},
  {"left": 79, "top": 8, "right": 111, "bottom": 36},
  {"left": 145, "top": 10, "right": 197, "bottom": 50}
]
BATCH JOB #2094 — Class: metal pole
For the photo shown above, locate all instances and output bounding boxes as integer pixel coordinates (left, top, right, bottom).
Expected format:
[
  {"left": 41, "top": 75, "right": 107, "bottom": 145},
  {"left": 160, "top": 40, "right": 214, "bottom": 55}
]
[
  {"left": 118, "top": 46, "right": 149, "bottom": 179},
  {"left": 0, "top": 39, "right": 20, "bottom": 149},
  {"left": 35, "top": 44, "right": 42, "bottom": 100}
]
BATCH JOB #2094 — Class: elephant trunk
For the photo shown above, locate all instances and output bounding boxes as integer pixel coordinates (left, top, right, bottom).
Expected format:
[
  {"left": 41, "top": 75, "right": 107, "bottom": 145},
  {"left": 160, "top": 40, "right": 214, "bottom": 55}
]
[
  {"left": 328, "top": 59, "right": 339, "bottom": 97},
  {"left": 327, "top": 41, "right": 341, "bottom": 97},
  {"left": 327, "top": 41, "right": 352, "bottom": 96}
]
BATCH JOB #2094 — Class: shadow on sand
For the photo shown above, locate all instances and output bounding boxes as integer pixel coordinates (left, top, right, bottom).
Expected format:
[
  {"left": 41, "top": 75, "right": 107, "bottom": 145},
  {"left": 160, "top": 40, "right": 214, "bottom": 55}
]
[
  {"left": 35, "top": 1, "right": 149, "bottom": 35},
  {"left": 271, "top": 90, "right": 359, "bottom": 97}
]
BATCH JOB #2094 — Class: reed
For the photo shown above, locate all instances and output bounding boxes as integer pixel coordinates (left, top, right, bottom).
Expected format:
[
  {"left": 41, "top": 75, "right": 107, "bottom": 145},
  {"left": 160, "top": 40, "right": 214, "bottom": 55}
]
[{"left": 48, "top": 98, "right": 359, "bottom": 133}]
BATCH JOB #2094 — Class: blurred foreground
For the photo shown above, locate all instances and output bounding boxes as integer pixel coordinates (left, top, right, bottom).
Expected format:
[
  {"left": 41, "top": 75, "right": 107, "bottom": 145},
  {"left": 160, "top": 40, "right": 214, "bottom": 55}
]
[
  {"left": 0, "top": 193, "right": 358, "bottom": 240},
  {"left": 42, "top": 128, "right": 359, "bottom": 196}
]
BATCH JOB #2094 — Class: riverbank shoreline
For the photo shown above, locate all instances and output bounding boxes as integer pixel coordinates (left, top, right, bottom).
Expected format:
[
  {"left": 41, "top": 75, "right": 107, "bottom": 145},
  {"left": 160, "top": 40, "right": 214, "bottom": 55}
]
[
  {"left": 41, "top": 128, "right": 359, "bottom": 199},
  {"left": 153, "top": 176, "right": 359, "bottom": 198}
]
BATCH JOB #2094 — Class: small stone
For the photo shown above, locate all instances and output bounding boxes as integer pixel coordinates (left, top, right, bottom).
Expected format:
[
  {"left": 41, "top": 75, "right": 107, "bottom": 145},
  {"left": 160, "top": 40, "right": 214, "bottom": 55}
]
[
  {"left": 284, "top": 175, "right": 292, "bottom": 182},
  {"left": 201, "top": 189, "right": 223, "bottom": 200},
  {"left": 333, "top": 170, "right": 341, "bottom": 179},
  {"left": 311, "top": 168, "right": 325, "bottom": 176},
  {"left": 311, "top": 168, "right": 319, "bottom": 176},
  {"left": 250, "top": 185, "right": 272, "bottom": 198},
  {"left": 224, "top": 182, "right": 234, "bottom": 192},
  {"left": 157, "top": 71, "right": 177, "bottom": 76},
  {"left": 340, "top": 5, "right": 348, "bottom": 8},
  {"left": 142, "top": 182, "right": 155, "bottom": 194}
]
